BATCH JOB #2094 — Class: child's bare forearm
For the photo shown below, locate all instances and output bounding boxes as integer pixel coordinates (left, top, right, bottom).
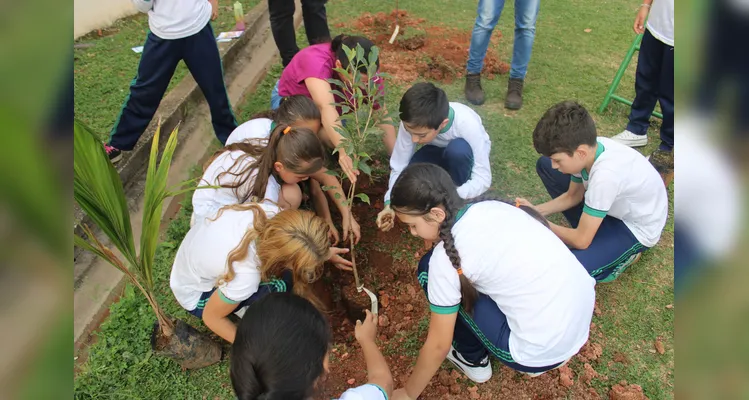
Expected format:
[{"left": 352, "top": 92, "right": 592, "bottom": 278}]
[{"left": 361, "top": 340, "right": 393, "bottom": 393}]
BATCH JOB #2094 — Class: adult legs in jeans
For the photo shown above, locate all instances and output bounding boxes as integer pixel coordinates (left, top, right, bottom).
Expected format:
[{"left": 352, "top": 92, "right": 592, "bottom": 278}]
[
  {"left": 268, "top": 0, "right": 330, "bottom": 67},
  {"left": 183, "top": 23, "right": 238, "bottom": 146},
  {"left": 410, "top": 139, "right": 473, "bottom": 186},
  {"left": 536, "top": 157, "right": 646, "bottom": 281},
  {"left": 417, "top": 249, "right": 563, "bottom": 373},
  {"left": 626, "top": 30, "right": 674, "bottom": 151},
  {"left": 466, "top": 0, "right": 539, "bottom": 78}
]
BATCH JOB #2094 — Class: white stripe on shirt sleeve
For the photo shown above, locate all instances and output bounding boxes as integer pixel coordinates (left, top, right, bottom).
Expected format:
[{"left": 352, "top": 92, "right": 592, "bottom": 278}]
[
  {"left": 384, "top": 122, "right": 416, "bottom": 204},
  {"left": 455, "top": 119, "right": 492, "bottom": 199}
]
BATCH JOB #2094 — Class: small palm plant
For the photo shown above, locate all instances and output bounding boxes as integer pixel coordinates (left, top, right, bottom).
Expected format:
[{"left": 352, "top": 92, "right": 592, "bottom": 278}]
[
  {"left": 73, "top": 120, "right": 221, "bottom": 369},
  {"left": 327, "top": 43, "right": 396, "bottom": 315}
]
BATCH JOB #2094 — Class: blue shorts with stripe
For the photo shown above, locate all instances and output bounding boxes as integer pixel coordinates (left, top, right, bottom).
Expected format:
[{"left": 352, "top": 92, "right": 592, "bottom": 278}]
[
  {"left": 417, "top": 248, "right": 564, "bottom": 374},
  {"left": 536, "top": 156, "right": 648, "bottom": 282},
  {"left": 188, "top": 271, "right": 293, "bottom": 319}
]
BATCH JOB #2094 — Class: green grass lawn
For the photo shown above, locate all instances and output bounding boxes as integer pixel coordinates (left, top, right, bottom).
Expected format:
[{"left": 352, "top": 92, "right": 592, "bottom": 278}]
[
  {"left": 73, "top": 0, "right": 260, "bottom": 142},
  {"left": 74, "top": 0, "right": 674, "bottom": 398}
]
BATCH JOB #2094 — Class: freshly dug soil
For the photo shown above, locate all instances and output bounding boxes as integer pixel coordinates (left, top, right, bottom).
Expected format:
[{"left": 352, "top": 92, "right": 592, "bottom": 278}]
[{"left": 335, "top": 11, "right": 509, "bottom": 85}]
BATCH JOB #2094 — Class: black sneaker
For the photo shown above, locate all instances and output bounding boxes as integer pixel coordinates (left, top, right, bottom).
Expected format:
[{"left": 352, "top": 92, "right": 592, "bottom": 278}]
[
  {"left": 464, "top": 73, "right": 485, "bottom": 106},
  {"left": 105, "top": 144, "right": 122, "bottom": 163},
  {"left": 445, "top": 346, "right": 492, "bottom": 383},
  {"left": 505, "top": 78, "right": 524, "bottom": 110}
]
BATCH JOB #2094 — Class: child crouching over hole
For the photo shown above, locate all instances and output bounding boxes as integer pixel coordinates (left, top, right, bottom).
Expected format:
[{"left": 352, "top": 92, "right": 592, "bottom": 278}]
[
  {"left": 387, "top": 163, "right": 595, "bottom": 399},
  {"left": 170, "top": 203, "right": 353, "bottom": 343},
  {"left": 231, "top": 293, "right": 393, "bottom": 400},
  {"left": 193, "top": 95, "right": 360, "bottom": 245}
]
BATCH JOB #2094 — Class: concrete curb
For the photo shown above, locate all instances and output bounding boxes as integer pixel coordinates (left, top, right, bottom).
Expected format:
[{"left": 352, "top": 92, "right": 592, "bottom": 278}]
[
  {"left": 74, "top": 1, "right": 304, "bottom": 353},
  {"left": 74, "top": 0, "right": 266, "bottom": 286}
]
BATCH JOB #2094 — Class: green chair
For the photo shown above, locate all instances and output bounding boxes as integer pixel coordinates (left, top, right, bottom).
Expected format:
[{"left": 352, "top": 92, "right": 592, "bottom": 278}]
[{"left": 598, "top": 33, "right": 663, "bottom": 119}]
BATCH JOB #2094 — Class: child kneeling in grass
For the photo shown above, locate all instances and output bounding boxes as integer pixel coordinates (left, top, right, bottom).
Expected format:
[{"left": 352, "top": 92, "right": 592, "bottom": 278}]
[
  {"left": 388, "top": 164, "right": 594, "bottom": 399},
  {"left": 170, "top": 204, "right": 352, "bottom": 343},
  {"left": 377, "top": 83, "right": 492, "bottom": 232},
  {"left": 231, "top": 293, "right": 393, "bottom": 400},
  {"left": 516, "top": 101, "right": 668, "bottom": 283},
  {"left": 193, "top": 96, "right": 360, "bottom": 245}
]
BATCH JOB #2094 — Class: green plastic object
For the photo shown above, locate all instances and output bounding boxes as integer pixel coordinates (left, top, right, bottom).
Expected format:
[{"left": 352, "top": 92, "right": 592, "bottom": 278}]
[{"left": 598, "top": 33, "right": 663, "bottom": 120}]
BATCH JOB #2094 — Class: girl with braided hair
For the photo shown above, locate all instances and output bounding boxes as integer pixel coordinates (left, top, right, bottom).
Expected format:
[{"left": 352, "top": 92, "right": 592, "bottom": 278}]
[{"left": 387, "top": 163, "right": 595, "bottom": 398}]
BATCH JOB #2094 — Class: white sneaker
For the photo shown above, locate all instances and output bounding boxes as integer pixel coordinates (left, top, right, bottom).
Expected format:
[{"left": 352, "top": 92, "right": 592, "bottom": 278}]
[
  {"left": 445, "top": 346, "right": 492, "bottom": 383},
  {"left": 611, "top": 130, "right": 648, "bottom": 147},
  {"left": 525, "top": 357, "right": 571, "bottom": 377}
]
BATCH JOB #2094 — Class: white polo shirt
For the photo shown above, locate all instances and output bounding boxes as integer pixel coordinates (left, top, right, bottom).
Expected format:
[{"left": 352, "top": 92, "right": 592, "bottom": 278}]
[
  {"left": 338, "top": 384, "right": 388, "bottom": 400},
  {"left": 427, "top": 201, "right": 596, "bottom": 367},
  {"left": 132, "top": 0, "right": 212, "bottom": 40},
  {"left": 170, "top": 204, "right": 280, "bottom": 311},
  {"left": 192, "top": 118, "right": 281, "bottom": 224},
  {"left": 385, "top": 102, "right": 492, "bottom": 203},
  {"left": 646, "top": 0, "right": 674, "bottom": 47},
  {"left": 572, "top": 137, "right": 668, "bottom": 248}
]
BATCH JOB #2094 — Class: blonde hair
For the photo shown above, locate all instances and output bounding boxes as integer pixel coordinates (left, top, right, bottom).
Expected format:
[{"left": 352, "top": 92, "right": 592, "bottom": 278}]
[{"left": 215, "top": 204, "right": 330, "bottom": 309}]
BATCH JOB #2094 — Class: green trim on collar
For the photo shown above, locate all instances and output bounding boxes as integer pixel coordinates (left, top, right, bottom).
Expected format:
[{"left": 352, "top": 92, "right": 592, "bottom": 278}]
[
  {"left": 430, "top": 303, "right": 460, "bottom": 314},
  {"left": 571, "top": 175, "right": 583, "bottom": 183},
  {"left": 581, "top": 141, "right": 606, "bottom": 181},
  {"left": 455, "top": 203, "right": 473, "bottom": 222},
  {"left": 438, "top": 106, "right": 455, "bottom": 134},
  {"left": 270, "top": 121, "right": 277, "bottom": 132}
]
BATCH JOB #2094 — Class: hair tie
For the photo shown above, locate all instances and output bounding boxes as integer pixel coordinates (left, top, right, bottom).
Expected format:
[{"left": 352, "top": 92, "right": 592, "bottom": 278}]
[
  {"left": 456, "top": 268, "right": 463, "bottom": 276},
  {"left": 282, "top": 126, "right": 291, "bottom": 135}
]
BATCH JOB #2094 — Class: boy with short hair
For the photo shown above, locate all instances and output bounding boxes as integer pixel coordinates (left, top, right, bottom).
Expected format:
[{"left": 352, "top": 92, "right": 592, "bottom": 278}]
[
  {"left": 376, "top": 82, "right": 492, "bottom": 231},
  {"left": 517, "top": 101, "right": 668, "bottom": 282}
]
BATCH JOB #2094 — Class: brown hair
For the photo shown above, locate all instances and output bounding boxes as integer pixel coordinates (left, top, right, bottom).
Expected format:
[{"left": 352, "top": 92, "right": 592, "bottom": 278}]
[
  {"left": 206, "top": 123, "right": 326, "bottom": 204},
  {"left": 216, "top": 204, "right": 330, "bottom": 310},
  {"left": 249, "top": 95, "right": 321, "bottom": 126}
]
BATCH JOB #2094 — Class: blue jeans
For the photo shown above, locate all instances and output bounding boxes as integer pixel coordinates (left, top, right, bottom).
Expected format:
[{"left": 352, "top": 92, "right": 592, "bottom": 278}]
[
  {"left": 417, "top": 248, "right": 563, "bottom": 373},
  {"left": 536, "top": 157, "right": 647, "bottom": 282},
  {"left": 466, "top": 0, "right": 540, "bottom": 79},
  {"left": 410, "top": 138, "right": 473, "bottom": 186},
  {"left": 270, "top": 80, "right": 283, "bottom": 110}
]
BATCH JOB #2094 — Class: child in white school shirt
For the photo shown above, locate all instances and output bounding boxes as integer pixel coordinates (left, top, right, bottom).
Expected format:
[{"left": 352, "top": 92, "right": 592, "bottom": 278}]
[
  {"left": 518, "top": 101, "right": 668, "bottom": 282},
  {"left": 387, "top": 164, "right": 594, "bottom": 399},
  {"left": 377, "top": 82, "right": 492, "bottom": 232}
]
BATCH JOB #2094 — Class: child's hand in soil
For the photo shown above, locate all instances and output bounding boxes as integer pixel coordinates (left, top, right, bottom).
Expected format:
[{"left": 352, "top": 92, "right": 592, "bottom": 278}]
[
  {"left": 328, "top": 247, "right": 353, "bottom": 271},
  {"left": 343, "top": 215, "right": 361, "bottom": 244},
  {"left": 355, "top": 309, "right": 378, "bottom": 344},
  {"left": 376, "top": 206, "right": 395, "bottom": 231},
  {"left": 327, "top": 220, "right": 340, "bottom": 246}
]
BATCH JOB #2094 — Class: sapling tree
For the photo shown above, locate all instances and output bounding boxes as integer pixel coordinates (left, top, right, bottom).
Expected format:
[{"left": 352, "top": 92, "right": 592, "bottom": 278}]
[
  {"left": 73, "top": 120, "right": 221, "bottom": 369},
  {"left": 325, "top": 43, "right": 396, "bottom": 307}
]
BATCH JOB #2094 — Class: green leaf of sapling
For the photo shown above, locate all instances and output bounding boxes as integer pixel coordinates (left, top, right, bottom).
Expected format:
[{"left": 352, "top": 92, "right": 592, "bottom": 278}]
[{"left": 355, "top": 193, "right": 371, "bottom": 205}]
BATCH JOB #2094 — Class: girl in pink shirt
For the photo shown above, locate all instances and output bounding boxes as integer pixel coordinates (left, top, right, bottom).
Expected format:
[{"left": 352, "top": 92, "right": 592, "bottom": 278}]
[{"left": 271, "top": 34, "right": 397, "bottom": 183}]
